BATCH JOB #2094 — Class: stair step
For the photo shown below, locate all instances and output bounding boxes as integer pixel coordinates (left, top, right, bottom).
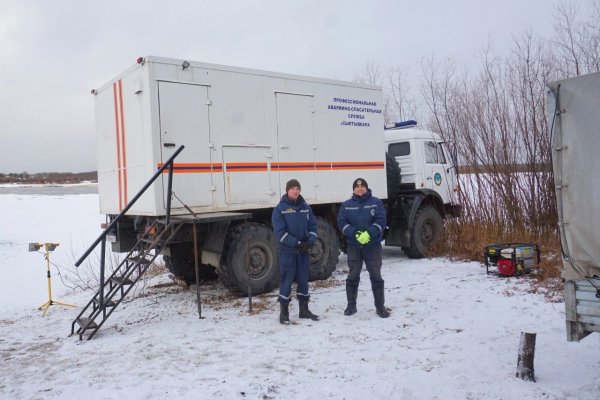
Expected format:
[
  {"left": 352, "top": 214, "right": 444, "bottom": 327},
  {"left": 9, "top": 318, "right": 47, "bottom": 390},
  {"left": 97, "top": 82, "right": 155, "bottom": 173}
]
[
  {"left": 76, "top": 317, "right": 99, "bottom": 330},
  {"left": 110, "top": 277, "right": 134, "bottom": 285},
  {"left": 127, "top": 256, "right": 152, "bottom": 265},
  {"left": 93, "top": 298, "right": 116, "bottom": 307}
]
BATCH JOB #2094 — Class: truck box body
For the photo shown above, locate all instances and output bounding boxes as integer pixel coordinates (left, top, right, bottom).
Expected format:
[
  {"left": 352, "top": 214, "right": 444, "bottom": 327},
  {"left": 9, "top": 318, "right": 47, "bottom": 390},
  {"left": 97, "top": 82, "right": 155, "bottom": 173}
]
[
  {"left": 94, "top": 56, "right": 386, "bottom": 216},
  {"left": 547, "top": 71, "right": 600, "bottom": 341}
]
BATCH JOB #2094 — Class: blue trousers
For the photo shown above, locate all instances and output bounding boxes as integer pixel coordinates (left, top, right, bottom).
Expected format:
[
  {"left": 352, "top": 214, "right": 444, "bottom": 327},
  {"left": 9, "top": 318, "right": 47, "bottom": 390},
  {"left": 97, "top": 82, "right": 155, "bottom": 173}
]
[
  {"left": 346, "top": 244, "right": 383, "bottom": 285},
  {"left": 278, "top": 250, "right": 310, "bottom": 304}
]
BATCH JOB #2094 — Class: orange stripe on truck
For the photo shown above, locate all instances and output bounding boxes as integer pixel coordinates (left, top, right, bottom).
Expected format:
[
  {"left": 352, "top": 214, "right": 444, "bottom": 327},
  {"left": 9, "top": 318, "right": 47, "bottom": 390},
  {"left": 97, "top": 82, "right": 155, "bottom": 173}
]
[
  {"left": 157, "top": 161, "right": 384, "bottom": 173},
  {"left": 113, "top": 80, "right": 128, "bottom": 210}
]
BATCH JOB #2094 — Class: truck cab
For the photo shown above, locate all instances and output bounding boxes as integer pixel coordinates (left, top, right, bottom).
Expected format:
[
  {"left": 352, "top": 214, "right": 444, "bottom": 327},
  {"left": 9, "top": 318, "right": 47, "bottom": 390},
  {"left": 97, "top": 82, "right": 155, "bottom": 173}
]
[
  {"left": 384, "top": 121, "right": 460, "bottom": 213},
  {"left": 383, "top": 120, "right": 460, "bottom": 258}
]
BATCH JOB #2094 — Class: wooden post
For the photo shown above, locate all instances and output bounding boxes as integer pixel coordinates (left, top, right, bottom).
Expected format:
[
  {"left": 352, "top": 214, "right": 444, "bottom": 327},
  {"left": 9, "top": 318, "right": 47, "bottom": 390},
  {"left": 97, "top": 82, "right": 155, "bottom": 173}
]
[
  {"left": 246, "top": 238, "right": 252, "bottom": 312},
  {"left": 516, "top": 332, "right": 536, "bottom": 382}
]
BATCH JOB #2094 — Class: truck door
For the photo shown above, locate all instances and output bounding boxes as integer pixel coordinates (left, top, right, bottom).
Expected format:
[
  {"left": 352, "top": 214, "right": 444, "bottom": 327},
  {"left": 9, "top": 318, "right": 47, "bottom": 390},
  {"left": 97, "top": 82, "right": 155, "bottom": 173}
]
[
  {"left": 158, "top": 81, "right": 214, "bottom": 208},
  {"left": 222, "top": 145, "right": 274, "bottom": 204},
  {"left": 421, "top": 140, "right": 457, "bottom": 205},
  {"left": 274, "top": 92, "right": 317, "bottom": 201}
]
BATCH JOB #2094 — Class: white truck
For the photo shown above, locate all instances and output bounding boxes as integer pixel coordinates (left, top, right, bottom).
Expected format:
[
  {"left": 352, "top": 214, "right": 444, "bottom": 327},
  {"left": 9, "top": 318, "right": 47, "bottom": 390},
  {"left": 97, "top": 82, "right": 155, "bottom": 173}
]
[
  {"left": 547, "top": 72, "right": 600, "bottom": 341},
  {"left": 91, "top": 56, "right": 460, "bottom": 296}
]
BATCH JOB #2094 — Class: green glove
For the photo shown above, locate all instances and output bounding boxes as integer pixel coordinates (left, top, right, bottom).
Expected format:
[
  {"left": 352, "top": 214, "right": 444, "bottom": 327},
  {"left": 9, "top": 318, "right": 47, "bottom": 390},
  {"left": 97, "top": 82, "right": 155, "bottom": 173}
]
[{"left": 356, "top": 231, "right": 371, "bottom": 245}]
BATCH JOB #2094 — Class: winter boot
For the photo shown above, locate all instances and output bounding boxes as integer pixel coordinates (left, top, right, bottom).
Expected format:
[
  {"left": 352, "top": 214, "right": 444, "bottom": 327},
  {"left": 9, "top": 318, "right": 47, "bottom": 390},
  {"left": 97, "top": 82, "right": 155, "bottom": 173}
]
[
  {"left": 299, "top": 299, "right": 319, "bottom": 321},
  {"left": 279, "top": 302, "right": 290, "bottom": 325},
  {"left": 372, "top": 282, "right": 390, "bottom": 318},
  {"left": 344, "top": 282, "right": 359, "bottom": 316}
]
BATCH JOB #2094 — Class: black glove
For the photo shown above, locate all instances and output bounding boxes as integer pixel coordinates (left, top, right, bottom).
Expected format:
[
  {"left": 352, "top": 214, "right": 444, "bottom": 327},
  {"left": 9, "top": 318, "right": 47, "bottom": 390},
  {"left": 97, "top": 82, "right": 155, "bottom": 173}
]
[{"left": 296, "top": 241, "right": 310, "bottom": 253}]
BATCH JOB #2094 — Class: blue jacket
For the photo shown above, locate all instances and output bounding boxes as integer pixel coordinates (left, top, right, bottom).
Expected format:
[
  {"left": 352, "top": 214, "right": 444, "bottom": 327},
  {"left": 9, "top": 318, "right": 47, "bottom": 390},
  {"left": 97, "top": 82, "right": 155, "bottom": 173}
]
[
  {"left": 272, "top": 194, "right": 318, "bottom": 252},
  {"left": 337, "top": 189, "right": 386, "bottom": 248}
]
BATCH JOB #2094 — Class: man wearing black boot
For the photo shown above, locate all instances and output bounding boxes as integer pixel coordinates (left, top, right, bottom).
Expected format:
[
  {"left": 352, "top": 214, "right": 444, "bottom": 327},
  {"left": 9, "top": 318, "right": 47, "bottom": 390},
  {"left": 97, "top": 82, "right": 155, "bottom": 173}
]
[
  {"left": 272, "top": 179, "right": 320, "bottom": 324},
  {"left": 338, "top": 178, "right": 390, "bottom": 318}
]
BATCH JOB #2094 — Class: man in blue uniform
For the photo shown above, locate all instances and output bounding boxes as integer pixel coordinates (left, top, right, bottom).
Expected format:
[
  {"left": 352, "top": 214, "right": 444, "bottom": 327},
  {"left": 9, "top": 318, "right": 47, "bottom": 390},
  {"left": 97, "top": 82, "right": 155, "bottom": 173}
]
[
  {"left": 338, "top": 178, "right": 390, "bottom": 318},
  {"left": 272, "top": 179, "right": 319, "bottom": 325}
]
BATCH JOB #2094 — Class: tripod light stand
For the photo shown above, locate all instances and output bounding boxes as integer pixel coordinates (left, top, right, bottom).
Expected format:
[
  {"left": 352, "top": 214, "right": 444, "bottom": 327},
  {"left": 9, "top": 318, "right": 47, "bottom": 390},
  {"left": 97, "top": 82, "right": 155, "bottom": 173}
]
[{"left": 29, "top": 242, "right": 77, "bottom": 316}]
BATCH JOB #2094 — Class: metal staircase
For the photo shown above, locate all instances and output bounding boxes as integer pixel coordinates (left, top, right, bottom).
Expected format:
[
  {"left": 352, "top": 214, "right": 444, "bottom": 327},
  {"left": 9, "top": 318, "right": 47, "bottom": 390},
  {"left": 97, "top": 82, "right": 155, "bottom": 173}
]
[
  {"left": 70, "top": 220, "right": 183, "bottom": 340},
  {"left": 69, "top": 145, "right": 185, "bottom": 340}
]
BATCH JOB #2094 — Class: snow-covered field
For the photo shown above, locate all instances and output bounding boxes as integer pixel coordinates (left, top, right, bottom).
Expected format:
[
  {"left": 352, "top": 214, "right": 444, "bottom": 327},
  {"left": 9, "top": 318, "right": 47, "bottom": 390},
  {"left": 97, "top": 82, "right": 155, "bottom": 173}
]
[{"left": 1, "top": 188, "right": 599, "bottom": 400}]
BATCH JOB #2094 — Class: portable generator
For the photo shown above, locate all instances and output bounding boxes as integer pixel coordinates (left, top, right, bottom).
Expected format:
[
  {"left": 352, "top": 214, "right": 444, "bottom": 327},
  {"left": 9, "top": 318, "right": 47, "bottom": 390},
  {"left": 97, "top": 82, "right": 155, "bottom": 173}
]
[{"left": 483, "top": 243, "right": 540, "bottom": 276}]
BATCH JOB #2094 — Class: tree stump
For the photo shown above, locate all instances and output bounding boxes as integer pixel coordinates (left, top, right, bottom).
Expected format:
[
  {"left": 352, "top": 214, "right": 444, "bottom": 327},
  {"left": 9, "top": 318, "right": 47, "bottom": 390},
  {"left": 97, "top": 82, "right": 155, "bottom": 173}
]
[{"left": 516, "top": 332, "right": 536, "bottom": 382}]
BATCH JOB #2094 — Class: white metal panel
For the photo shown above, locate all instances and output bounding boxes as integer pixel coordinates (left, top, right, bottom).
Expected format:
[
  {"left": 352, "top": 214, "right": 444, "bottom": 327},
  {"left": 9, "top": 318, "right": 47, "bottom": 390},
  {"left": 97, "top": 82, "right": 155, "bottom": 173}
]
[
  {"left": 119, "top": 70, "right": 159, "bottom": 216},
  {"left": 275, "top": 93, "right": 318, "bottom": 201},
  {"left": 95, "top": 65, "right": 158, "bottom": 216},
  {"left": 222, "top": 145, "right": 274, "bottom": 204},
  {"left": 95, "top": 81, "right": 120, "bottom": 214},
  {"left": 158, "top": 81, "right": 214, "bottom": 208},
  {"left": 95, "top": 56, "right": 388, "bottom": 214},
  {"left": 311, "top": 86, "right": 387, "bottom": 201}
]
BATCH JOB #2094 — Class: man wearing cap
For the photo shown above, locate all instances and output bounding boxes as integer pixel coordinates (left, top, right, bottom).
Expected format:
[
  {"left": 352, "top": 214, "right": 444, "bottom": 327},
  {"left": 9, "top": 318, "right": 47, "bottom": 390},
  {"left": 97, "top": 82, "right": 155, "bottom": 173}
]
[
  {"left": 337, "top": 178, "right": 390, "bottom": 318},
  {"left": 272, "top": 179, "right": 319, "bottom": 325}
]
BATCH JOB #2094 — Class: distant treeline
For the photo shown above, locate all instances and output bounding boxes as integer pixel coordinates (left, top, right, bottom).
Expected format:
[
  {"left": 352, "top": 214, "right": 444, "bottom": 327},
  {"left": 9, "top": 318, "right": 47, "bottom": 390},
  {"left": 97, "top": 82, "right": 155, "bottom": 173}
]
[
  {"left": 0, "top": 171, "right": 98, "bottom": 184},
  {"left": 458, "top": 164, "right": 552, "bottom": 175}
]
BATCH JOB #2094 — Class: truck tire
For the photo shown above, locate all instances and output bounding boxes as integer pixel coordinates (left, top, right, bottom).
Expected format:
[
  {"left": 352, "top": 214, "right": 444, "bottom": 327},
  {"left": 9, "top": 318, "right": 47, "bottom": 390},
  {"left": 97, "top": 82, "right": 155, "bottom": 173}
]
[
  {"left": 386, "top": 152, "right": 401, "bottom": 198},
  {"left": 163, "top": 242, "right": 218, "bottom": 283},
  {"left": 406, "top": 205, "right": 443, "bottom": 259},
  {"left": 218, "top": 222, "right": 279, "bottom": 296},
  {"left": 309, "top": 217, "right": 340, "bottom": 281}
]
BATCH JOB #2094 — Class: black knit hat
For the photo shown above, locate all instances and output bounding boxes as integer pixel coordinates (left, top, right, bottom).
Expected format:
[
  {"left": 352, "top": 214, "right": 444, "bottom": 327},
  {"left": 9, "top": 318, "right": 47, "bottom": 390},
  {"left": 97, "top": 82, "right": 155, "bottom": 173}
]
[
  {"left": 286, "top": 179, "right": 301, "bottom": 192},
  {"left": 352, "top": 178, "right": 368, "bottom": 190}
]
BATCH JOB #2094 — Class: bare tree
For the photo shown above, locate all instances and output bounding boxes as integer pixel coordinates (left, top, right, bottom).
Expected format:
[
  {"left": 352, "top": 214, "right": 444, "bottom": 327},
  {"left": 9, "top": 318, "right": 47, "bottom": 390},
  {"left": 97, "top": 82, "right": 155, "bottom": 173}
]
[
  {"left": 552, "top": 1, "right": 583, "bottom": 76},
  {"left": 354, "top": 59, "right": 394, "bottom": 123},
  {"left": 551, "top": 0, "right": 600, "bottom": 77},
  {"left": 349, "top": 0, "right": 600, "bottom": 261},
  {"left": 420, "top": 34, "right": 559, "bottom": 237},
  {"left": 353, "top": 59, "right": 384, "bottom": 86},
  {"left": 387, "top": 66, "right": 418, "bottom": 123},
  {"left": 355, "top": 60, "right": 422, "bottom": 124}
]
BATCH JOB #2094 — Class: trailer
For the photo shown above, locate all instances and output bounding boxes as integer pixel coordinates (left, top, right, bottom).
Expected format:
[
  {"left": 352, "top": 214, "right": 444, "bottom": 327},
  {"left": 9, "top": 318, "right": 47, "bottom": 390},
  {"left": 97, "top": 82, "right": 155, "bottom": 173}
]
[{"left": 547, "top": 71, "right": 600, "bottom": 341}]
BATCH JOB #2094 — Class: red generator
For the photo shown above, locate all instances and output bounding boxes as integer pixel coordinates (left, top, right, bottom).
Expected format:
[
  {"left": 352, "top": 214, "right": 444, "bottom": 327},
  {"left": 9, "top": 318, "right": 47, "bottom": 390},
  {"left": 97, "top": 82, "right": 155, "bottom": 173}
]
[{"left": 483, "top": 243, "right": 540, "bottom": 277}]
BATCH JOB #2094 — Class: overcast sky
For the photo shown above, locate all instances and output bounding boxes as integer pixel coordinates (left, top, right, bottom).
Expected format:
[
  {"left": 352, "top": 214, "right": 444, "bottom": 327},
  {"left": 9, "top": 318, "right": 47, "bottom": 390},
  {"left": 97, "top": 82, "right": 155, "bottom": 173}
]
[{"left": 0, "top": 0, "right": 575, "bottom": 173}]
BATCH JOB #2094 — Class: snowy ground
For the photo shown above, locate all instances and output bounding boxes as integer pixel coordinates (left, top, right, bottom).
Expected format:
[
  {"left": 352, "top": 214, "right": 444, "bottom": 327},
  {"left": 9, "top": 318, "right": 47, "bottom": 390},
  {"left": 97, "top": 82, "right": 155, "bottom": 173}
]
[{"left": 1, "top": 188, "right": 599, "bottom": 400}]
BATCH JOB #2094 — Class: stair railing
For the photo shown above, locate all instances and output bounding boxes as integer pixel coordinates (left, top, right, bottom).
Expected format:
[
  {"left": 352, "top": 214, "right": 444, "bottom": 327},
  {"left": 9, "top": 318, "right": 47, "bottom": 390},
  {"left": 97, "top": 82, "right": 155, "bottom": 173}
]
[{"left": 75, "top": 145, "right": 184, "bottom": 309}]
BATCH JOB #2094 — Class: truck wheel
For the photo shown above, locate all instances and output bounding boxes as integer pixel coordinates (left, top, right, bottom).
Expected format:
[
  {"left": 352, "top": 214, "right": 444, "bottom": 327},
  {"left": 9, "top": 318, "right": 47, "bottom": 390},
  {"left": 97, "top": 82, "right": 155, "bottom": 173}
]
[
  {"left": 406, "top": 206, "right": 443, "bottom": 259},
  {"left": 218, "top": 222, "right": 279, "bottom": 296},
  {"left": 163, "top": 242, "right": 218, "bottom": 283},
  {"left": 386, "top": 152, "right": 401, "bottom": 198},
  {"left": 309, "top": 217, "right": 340, "bottom": 281}
]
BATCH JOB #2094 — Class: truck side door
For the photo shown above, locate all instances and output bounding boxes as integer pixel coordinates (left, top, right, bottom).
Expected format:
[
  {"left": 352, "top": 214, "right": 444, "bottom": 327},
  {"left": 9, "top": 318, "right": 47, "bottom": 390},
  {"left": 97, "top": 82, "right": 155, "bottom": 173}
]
[
  {"left": 158, "top": 81, "right": 214, "bottom": 208},
  {"left": 274, "top": 92, "right": 318, "bottom": 201},
  {"left": 422, "top": 140, "right": 457, "bottom": 205}
]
